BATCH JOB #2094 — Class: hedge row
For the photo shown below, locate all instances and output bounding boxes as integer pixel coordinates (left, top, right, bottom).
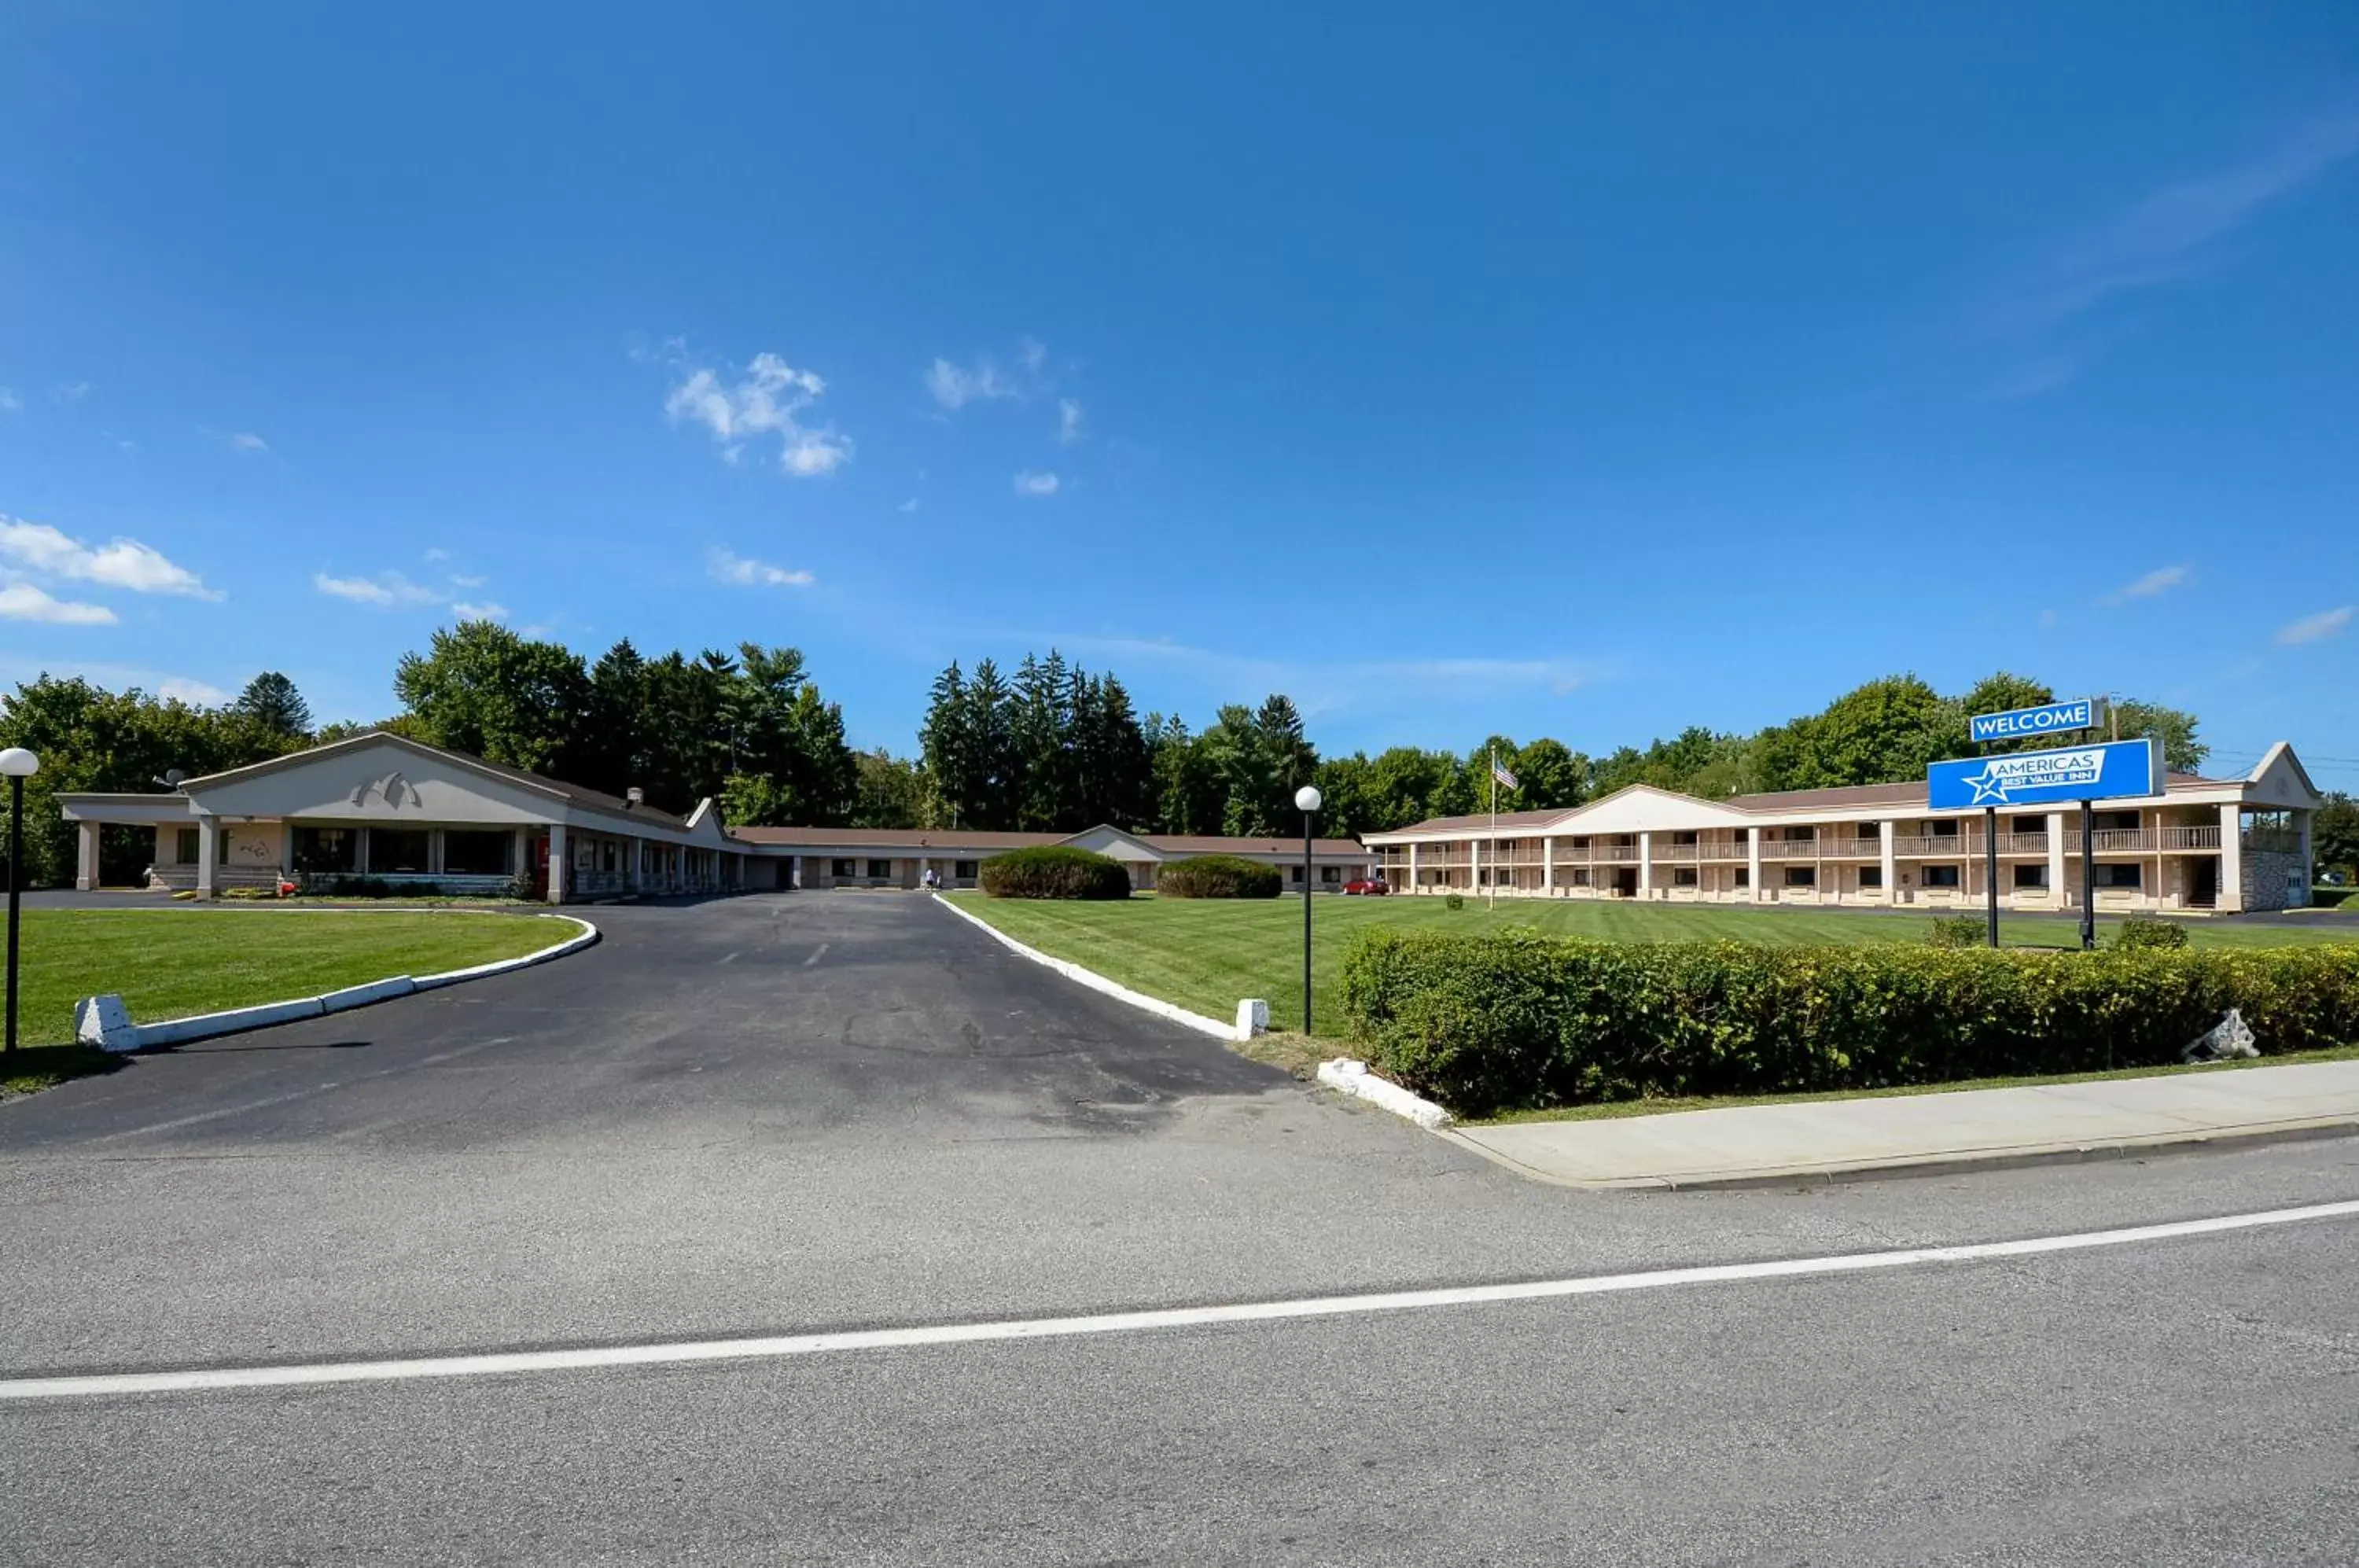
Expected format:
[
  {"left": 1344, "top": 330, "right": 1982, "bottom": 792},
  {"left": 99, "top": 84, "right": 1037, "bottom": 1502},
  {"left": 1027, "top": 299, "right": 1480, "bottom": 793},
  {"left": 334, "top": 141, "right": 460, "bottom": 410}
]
[
  {"left": 979, "top": 845, "right": 1132, "bottom": 900},
  {"left": 1157, "top": 854, "right": 1283, "bottom": 899},
  {"left": 1339, "top": 929, "right": 2359, "bottom": 1118}
]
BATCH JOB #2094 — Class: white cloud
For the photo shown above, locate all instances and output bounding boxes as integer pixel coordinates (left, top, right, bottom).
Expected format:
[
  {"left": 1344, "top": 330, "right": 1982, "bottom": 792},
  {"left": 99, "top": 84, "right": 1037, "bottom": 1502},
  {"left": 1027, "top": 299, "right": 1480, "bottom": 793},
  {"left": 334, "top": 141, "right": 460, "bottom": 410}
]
[
  {"left": 0, "top": 515, "right": 220, "bottom": 599},
  {"left": 2276, "top": 605, "right": 2353, "bottom": 646},
  {"left": 2102, "top": 564, "right": 2188, "bottom": 605},
  {"left": 925, "top": 356, "right": 1019, "bottom": 410},
  {"left": 226, "top": 431, "right": 267, "bottom": 453},
  {"left": 0, "top": 581, "right": 116, "bottom": 624},
  {"left": 897, "top": 497, "right": 920, "bottom": 514},
  {"left": 1058, "top": 398, "right": 1084, "bottom": 444},
  {"left": 707, "top": 547, "right": 815, "bottom": 588},
  {"left": 422, "top": 547, "right": 451, "bottom": 563},
  {"left": 1014, "top": 469, "right": 1060, "bottom": 496},
  {"left": 448, "top": 601, "right": 510, "bottom": 621},
  {"left": 157, "top": 676, "right": 230, "bottom": 705},
  {"left": 1020, "top": 337, "right": 1047, "bottom": 373},
  {"left": 54, "top": 382, "right": 90, "bottom": 403},
  {"left": 447, "top": 573, "right": 487, "bottom": 589},
  {"left": 0, "top": 388, "right": 19, "bottom": 413},
  {"left": 1052, "top": 634, "right": 1614, "bottom": 718},
  {"left": 312, "top": 570, "right": 445, "bottom": 607},
  {"left": 665, "top": 352, "right": 851, "bottom": 477}
]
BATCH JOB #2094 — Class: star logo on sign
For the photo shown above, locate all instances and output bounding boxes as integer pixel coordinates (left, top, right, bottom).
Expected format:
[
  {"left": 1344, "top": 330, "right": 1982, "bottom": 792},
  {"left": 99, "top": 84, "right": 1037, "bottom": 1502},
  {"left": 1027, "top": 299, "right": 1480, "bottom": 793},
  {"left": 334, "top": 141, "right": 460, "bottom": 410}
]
[{"left": 1962, "top": 766, "right": 2009, "bottom": 804}]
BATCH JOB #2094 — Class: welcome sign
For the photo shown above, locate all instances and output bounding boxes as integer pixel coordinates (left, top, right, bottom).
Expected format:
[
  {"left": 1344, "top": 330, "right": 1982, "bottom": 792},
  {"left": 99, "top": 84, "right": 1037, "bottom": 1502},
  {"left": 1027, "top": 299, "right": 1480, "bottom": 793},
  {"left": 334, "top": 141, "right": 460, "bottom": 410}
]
[{"left": 1967, "top": 698, "right": 2096, "bottom": 744}]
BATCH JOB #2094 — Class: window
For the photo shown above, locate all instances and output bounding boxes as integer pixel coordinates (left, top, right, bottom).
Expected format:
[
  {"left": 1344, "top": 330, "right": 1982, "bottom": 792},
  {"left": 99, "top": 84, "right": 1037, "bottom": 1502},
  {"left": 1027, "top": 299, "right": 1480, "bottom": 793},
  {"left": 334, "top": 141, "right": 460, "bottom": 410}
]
[
  {"left": 1570, "top": 836, "right": 1591, "bottom": 849},
  {"left": 2013, "top": 863, "right": 2048, "bottom": 889},
  {"left": 1924, "top": 865, "right": 1961, "bottom": 889},
  {"left": 1782, "top": 826, "right": 1816, "bottom": 843},
  {"left": 1930, "top": 819, "right": 1960, "bottom": 838},
  {"left": 1734, "top": 867, "right": 1749, "bottom": 888},
  {"left": 955, "top": 860, "right": 978, "bottom": 879},
  {"left": 1855, "top": 822, "right": 1880, "bottom": 839},
  {"left": 370, "top": 828, "right": 431, "bottom": 874},
  {"left": 867, "top": 859, "right": 892, "bottom": 880},
  {"left": 1321, "top": 865, "right": 1341, "bottom": 883},
  {"left": 1570, "top": 868, "right": 1592, "bottom": 886},
  {"left": 1859, "top": 867, "right": 1882, "bottom": 889},
  {"left": 1672, "top": 830, "right": 1698, "bottom": 846},
  {"left": 830, "top": 859, "right": 856, "bottom": 878},
  {"left": 293, "top": 826, "right": 358, "bottom": 874},
  {"left": 1784, "top": 866, "right": 1816, "bottom": 887},
  {"left": 2099, "top": 863, "right": 2143, "bottom": 889},
  {"left": 2097, "top": 811, "right": 2141, "bottom": 832},
  {"left": 1291, "top": 864, "right": 1305, "bottom": 882},
  {"left": 443, "top": 830, "right": 512, "bottom": 876},
  {"left": 2012, "top": 815, "right": 2045, "bottom": 834},
  {"left": 175, "top": 827, "right": 201, "bottom": 864},
  {"left": 1673, "top": 867, "right": 1698, "bottom": 887}
]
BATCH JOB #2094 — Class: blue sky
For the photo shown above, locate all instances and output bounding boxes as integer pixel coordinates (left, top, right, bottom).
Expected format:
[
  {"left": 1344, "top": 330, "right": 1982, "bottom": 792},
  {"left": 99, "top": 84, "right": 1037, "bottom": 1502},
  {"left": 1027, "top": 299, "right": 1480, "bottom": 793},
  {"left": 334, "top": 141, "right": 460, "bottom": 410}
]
[{"left": 2, "top": 2, "right": 2355, "bottom": 790}]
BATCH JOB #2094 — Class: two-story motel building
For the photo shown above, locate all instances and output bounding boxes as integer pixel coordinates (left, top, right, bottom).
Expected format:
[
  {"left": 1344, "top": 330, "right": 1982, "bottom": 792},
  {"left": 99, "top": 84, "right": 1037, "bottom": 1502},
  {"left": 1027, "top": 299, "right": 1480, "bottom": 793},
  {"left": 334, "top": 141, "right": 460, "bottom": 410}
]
[{"left": 1361, "top": 742, "right": 2321, "bottom": 915}]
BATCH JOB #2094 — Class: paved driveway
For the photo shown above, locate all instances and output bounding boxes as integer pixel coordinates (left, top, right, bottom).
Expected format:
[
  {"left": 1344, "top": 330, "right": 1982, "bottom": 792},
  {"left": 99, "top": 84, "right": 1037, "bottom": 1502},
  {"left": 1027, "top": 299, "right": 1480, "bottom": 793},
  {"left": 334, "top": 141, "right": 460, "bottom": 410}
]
[{"left": 7, "top": 893, "right": 2359, "bottom": 1562}]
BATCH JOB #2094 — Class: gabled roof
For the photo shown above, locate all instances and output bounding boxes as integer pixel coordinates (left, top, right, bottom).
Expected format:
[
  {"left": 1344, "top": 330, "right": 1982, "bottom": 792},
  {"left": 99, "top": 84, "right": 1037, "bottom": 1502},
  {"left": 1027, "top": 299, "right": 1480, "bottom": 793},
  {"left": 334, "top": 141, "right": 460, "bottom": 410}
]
[{"left": 178, "top": 730, "right": 693, "bottom": 828}]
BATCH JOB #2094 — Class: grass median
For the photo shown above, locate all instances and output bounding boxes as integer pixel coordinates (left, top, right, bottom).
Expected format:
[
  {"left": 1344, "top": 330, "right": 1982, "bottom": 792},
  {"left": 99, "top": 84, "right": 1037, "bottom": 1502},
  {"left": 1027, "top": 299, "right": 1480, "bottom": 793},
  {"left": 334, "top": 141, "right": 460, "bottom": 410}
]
[
  {"left": 944, "top": 892, "right": 2359, "bottom": 1038},
  {"left": 2, "top": 908, "right": 572, "bottom": 1095}
]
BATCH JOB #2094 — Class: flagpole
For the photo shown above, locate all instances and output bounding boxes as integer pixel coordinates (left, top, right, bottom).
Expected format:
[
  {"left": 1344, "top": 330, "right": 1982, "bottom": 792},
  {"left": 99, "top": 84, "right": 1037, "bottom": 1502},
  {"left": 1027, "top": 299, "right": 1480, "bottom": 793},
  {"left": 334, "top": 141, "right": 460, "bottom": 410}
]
[{"left": 1488, "top": 745, "right": 1497, "bottom": 911}]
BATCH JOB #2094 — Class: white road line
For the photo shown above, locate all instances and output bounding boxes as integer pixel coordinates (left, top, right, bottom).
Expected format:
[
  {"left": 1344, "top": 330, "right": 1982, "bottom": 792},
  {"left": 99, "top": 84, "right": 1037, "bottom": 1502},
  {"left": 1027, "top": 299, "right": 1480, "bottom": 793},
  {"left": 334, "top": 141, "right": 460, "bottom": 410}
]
[
  {"left": 6, "top": 1198, "right": 2356, "bottom": 1402},
  {"left": 804, "top": 942, "right": 830, "bottom": 966},
  {"left": 716, "top": 951, "right": 740, "bottom": 965}
]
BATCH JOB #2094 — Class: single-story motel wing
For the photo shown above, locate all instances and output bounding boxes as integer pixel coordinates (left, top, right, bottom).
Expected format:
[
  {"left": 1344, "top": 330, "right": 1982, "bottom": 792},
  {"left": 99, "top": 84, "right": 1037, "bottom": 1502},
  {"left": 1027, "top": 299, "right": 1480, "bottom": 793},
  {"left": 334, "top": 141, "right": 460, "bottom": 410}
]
[
  {"left": 57, "top": 731, "right": 1377, "bottom": 901},
  {"left": 1360, "top": 742, "right": 2323, "bottom": 915}
]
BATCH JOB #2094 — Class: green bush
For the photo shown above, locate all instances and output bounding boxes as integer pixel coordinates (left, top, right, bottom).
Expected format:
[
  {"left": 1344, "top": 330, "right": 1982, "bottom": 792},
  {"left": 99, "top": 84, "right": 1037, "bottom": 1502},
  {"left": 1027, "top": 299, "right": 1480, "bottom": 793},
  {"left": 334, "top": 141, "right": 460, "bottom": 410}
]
[
  {"left": 979, "top": 845, "right": 1132, "bottom": 900},
  {"left": 1339, "top": 929, "right": 2359, "bottom": 1118},
  {"left": 2112, "top": 916, "right": 2190, "bottom": 951},
  {"left": 1926, "top": 916, "right": 1985, "bottom": 948},
  {"left": 1444, "top": 892, "right": 1465, "bottom": 911},
  {"left": 1156, "top": 854, "right": 1283, "bottom": 899}
]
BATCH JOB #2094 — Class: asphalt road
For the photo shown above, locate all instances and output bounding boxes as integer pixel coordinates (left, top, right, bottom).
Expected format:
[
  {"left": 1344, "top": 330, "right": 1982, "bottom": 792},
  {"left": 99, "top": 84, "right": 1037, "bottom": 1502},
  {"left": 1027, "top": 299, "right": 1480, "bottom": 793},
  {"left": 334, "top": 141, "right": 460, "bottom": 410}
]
[{"left": 4, "top": 893, "right": 2358, "bottom": 1563}]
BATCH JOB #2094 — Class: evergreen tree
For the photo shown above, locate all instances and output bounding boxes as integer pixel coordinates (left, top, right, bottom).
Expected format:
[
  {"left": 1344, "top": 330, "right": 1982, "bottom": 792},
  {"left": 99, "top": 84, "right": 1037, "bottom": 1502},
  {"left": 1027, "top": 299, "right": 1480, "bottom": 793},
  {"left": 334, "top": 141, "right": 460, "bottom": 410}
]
[{"left": 231, "top": 672, "right": 312, "bottom": 738}]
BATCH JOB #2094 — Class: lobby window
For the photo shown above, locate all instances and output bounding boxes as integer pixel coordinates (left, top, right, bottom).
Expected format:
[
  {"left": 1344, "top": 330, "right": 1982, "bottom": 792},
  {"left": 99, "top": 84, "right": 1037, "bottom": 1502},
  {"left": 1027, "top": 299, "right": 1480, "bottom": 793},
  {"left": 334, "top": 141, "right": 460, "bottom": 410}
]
[
  {"left": 1784, "top": 866, "right": 1815, "bottom": 888},
  {"left": 955, "top": 860, "right": 978, "bottom": 879},
  {"left": 1292, "top": 864, "right": 1305, "bottom": 882},
  {"left": 371, "top": 828, "right": 431, "bottom": 874},
  {"left": 2099, "top": 863, "right": 2144, "bottom": 889},
  {"left": 443, "top": 830, "right": 512, "bottom": 876},
  {"left": 1321, "top": 865, "right": 1341, "bottom": 883},
  {"left": 2013, "top": 864, "right": 2048, "bottom": 889},
  {"left": 830, "top": 859, "right": 856, "bottom": 878},
  {"left": 293, "top": 826, "right": 359, "bottom": 874},
  {"left": 1672, "top": 867, "right": 1698, "bottom": 887},
  {"left": 1924, "top": 865, "right": 1961, "bottom": 889},
  {"left": 1859, "top": 867, "right": 1882, "bottom": 889},
  {"left": 175, "top": 827, "right": 201, "bottom": 864},
  {"left": 867, "top": 859, "right": 892, "bottom": 880}
]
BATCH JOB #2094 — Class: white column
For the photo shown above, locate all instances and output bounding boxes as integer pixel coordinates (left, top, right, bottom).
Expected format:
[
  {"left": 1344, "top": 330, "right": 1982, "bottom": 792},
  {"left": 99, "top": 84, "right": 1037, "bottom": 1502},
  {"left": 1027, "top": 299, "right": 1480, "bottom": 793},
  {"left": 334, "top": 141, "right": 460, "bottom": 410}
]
[
  {"left": 1879, "top": 820, "right": 1897, "bottom": 904},
  {"left": 279, "top": 823, "right": 296, "bottom": 879},
  {"left": 2046, "top": 811, "right": 2066, "bottom": 909},
  {"left": 1408, "top": 842, "right": 1419, "bottom": 892},
  {"left": 1637, "top": 831, "right": 1653, "bottom": 898},
  {"left": 546, "top": 823, "right": 568, "bottom": 904},
  {"left": 627, "top": 837, "right": 642, "bottom": 893},
  {"left": 75, "top": 820, "right": 101, "bottom": 889},
  {"left": 1747, "top": 826, "right": 1762, "bottom": 903},
  {"left": 511, "top": 827, "right": 529, "bottom": 885},
  {"left": 1468, "top": 839, "right": 1479, "bottom": 892},
  {"left": 195, "top": 819, "right": 218, "bottom": 900},
  {"left": 2217, "top": 803, "right": 2243, "bottom": 912},
  {"left": 1541, "top": 837, "right": 1555, "bottom": 894}
]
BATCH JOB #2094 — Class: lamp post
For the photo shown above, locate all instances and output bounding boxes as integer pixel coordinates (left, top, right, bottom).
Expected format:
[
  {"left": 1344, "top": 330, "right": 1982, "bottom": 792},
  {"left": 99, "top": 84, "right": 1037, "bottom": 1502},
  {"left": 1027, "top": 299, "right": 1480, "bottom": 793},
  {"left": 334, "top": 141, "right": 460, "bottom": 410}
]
[
  {"left": 0, "top": 746, "right": 39, "bottom": 1055},
  {"left": 1295, "top": 784, "right": 1322, "bottom": 1036}
]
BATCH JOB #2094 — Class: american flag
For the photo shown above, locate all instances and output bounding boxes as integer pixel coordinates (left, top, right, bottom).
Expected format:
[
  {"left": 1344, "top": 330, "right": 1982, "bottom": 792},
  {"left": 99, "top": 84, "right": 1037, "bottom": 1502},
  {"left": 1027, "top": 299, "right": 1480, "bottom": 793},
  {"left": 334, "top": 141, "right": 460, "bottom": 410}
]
[{"left": 1491, "top": 756, "right": 1518, "bottom": 791}]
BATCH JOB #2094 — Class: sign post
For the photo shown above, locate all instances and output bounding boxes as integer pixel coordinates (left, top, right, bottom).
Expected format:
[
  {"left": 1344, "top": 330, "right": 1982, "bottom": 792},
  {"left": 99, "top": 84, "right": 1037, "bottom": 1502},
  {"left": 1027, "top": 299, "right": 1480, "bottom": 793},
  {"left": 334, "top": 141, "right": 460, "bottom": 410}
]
[{"left": 1931, "top": 713, "right": 2150, "bottom": 951}]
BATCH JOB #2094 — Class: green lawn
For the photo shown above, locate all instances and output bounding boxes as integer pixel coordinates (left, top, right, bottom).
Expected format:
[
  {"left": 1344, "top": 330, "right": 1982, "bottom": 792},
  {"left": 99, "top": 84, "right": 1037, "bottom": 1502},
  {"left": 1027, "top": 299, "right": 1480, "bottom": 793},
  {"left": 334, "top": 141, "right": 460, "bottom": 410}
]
[
  {"left": 2, "top": 909, "right": 571, "bottom": 1085},
  {"left": 948, "top": 893, "right": 2359, "bottom": 1038}
]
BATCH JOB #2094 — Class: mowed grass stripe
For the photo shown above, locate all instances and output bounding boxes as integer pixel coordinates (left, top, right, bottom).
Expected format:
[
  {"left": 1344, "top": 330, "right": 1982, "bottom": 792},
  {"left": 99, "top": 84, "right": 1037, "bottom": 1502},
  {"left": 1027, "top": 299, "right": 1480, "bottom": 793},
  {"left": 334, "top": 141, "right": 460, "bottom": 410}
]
[
  {"left": 945, "top": 894, "right": 2358, "bottom": 1037},
  {"left": 13, "top": 909, "right": 565, "bottom": 1048}
]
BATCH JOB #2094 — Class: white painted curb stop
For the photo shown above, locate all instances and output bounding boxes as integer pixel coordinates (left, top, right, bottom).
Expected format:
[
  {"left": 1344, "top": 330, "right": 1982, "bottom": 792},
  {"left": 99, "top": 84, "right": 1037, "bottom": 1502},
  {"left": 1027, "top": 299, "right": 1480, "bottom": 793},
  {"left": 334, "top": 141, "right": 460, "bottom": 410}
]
[
  {"left": 932, "top": 893, "right": 1246, "bottom": 1041},
  {"left": 75, "top": 913, "right": 598, "bottom": 1051},
  {"left": 1317, "top": 1057, "right": 1454, "bottom": 1129}
]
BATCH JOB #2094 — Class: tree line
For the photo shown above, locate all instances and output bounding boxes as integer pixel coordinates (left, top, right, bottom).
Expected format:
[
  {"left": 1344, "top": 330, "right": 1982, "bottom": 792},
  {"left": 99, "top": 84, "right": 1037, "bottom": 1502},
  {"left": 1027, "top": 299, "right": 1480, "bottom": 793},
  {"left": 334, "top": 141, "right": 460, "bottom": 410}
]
[{"left": 0, "top": 614, "right": 2238, "bottom": 885}]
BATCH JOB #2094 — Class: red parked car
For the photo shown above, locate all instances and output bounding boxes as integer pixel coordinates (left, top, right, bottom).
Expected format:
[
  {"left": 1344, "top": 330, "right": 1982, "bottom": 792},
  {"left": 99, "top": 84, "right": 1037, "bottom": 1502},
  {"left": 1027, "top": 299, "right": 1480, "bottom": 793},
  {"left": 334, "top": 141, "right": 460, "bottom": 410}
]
[{"left": 1343, "top": 877, "right": 1389, "bottom": 896}]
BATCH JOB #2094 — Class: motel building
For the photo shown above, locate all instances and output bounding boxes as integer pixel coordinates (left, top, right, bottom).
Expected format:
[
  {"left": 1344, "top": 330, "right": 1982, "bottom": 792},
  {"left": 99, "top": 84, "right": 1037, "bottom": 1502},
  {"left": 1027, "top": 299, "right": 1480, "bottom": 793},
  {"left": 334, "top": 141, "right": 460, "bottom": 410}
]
[
  {"left": 59, "top": 730, "right": 1376, "bottom": 901},
  {"left": 1361, "top": 742, "right": 2322, "bottom": 916}
]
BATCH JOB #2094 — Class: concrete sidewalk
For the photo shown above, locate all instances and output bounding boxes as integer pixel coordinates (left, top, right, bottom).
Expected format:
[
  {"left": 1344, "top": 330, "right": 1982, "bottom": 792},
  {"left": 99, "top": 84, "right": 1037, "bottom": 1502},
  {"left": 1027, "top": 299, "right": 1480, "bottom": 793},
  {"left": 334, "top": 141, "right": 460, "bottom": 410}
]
[{"left": 1452, "top": 1059, "right": 2359, "bottom": 1189}]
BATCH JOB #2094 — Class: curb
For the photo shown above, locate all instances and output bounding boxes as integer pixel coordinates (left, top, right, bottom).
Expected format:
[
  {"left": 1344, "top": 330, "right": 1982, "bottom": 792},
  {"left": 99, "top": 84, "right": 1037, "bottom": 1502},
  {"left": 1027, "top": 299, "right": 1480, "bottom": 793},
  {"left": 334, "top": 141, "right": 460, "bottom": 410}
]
[
  {"left": 1444, "top": 1113, "right": 2359, "bottom": 1191},
  {"left": 1316, "top": 1058, "right": 1454, "bottom": 1128},
  {"left": 931, "top": 893, "right": 1244, "bottom": 1041},
  {"left": 75, "top": 913, "right": 599, "bottom": 1052}
]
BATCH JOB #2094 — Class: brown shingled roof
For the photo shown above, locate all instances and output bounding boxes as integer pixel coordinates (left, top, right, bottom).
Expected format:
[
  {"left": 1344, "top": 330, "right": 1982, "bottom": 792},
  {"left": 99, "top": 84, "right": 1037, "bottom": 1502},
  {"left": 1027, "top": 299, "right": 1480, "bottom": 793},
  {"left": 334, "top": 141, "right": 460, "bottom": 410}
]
[{"left": 723, "top": 826, "right": 1368, "bottom": 856}]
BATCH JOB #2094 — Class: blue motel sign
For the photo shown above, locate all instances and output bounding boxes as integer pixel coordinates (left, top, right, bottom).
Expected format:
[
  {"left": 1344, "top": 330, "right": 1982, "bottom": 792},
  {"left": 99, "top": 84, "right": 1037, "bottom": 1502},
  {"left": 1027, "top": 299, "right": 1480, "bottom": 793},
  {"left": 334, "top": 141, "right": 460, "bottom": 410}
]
[
  {"left": 1926, "top": 736, "right": 2162, "bottom": 811},
  {"left": 1967, "top": 698, "right": 2096, "bottom": 744}
]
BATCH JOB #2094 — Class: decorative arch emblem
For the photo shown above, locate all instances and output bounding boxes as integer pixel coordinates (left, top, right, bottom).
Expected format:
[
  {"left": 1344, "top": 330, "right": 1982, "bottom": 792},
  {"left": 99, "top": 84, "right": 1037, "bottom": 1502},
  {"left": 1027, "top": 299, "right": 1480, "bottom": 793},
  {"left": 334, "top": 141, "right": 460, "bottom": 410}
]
[{"left": 349, "top": 771, "right": 424, "bottom": 810}]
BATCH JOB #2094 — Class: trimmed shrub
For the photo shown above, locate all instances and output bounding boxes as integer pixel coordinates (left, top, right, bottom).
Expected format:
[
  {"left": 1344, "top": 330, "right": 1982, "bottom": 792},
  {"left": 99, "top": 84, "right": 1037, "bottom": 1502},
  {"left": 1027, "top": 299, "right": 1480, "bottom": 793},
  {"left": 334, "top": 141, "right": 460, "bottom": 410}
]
[
  {"left": 1157, "top": 854, "right": 1283, "bottom": 899},
  {"left": 1927, "top": 916, "right": 1985, "bottom": 949},
  {"left": 1444, "top": 892, "right": 1465, "bottom": 911},
  {"left": 979, "top": 845, "right": 1132, "bottom": 900},
  {"left": 1339, "top": 929, "right": 2359, "bottom": 1118},
  {"left": 2112, "top": 916, "right": 2190, "bottom": 951}
]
